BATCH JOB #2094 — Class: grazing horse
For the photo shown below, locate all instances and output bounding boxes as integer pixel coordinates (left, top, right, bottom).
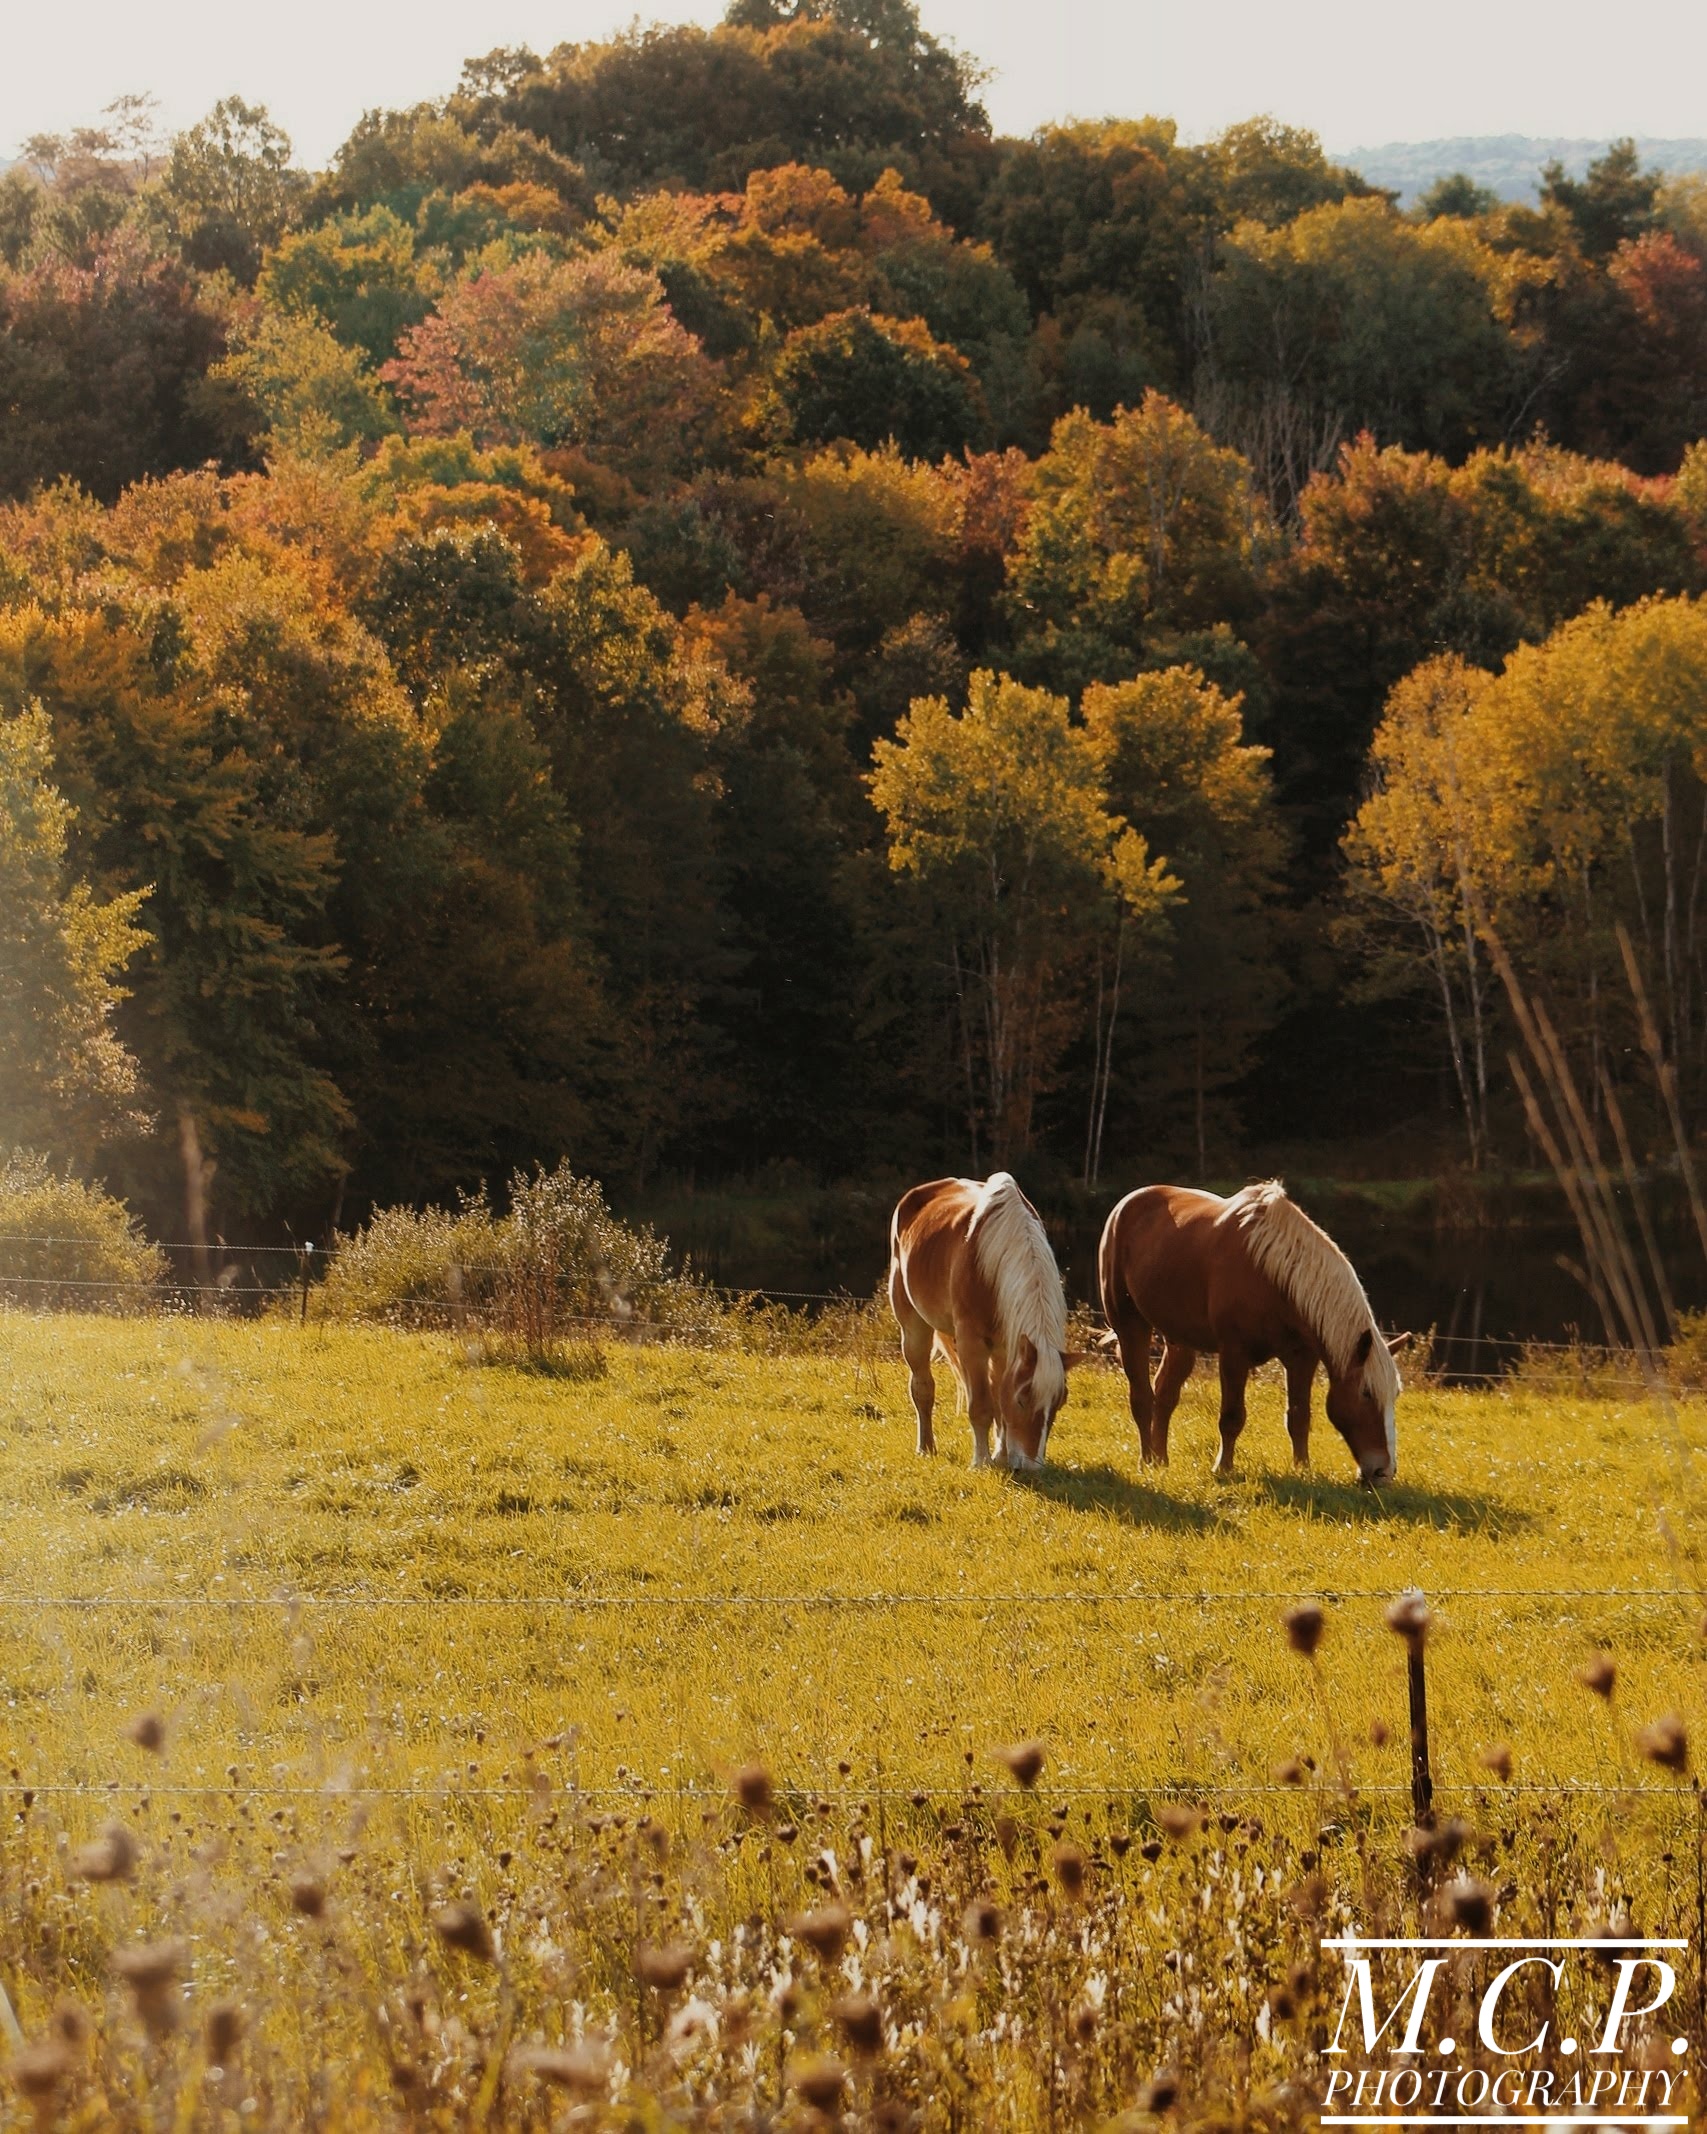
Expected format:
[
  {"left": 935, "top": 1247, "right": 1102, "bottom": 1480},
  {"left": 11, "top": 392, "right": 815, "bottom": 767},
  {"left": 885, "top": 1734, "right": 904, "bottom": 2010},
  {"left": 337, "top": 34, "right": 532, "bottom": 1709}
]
[
  {"left": 888, "top": 1173, "right": 1082, "bottom": 1469},
  {"left": 1098, "top": 1181, "right": 1408, "bottom": 1485}
]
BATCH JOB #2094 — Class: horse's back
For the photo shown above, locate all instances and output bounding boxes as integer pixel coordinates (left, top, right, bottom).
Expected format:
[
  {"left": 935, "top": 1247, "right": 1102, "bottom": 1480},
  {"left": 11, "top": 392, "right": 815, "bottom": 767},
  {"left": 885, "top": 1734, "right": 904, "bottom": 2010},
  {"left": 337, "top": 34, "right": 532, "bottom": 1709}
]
[
  {"left": 1099, "top": 1184, "right": 1230, "bottom": 1343},
  {"left": 889, "top": 1178, "right": 979, "bottom": 1324}
]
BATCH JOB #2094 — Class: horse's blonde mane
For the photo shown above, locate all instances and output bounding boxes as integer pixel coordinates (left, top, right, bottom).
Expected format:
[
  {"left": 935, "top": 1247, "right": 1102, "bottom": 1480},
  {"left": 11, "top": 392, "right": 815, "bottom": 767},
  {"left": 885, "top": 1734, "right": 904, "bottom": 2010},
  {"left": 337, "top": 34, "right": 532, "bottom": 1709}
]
[
  {"left": 1226, "top": 1181, "right": 1400, "bottom": 1407},
  {"left": 968, "top": 1173, "right": 1068, "bottom": 1406}
]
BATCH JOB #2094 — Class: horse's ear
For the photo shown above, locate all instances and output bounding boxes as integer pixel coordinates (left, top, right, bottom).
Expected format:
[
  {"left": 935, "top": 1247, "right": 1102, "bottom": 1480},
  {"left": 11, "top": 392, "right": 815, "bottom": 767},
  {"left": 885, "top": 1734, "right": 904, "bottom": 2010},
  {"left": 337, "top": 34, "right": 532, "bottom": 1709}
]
[
  {"left": 1061, "top": 1348, "right": 1090, "bottom": 1372},
  {"left": 1387, "top": 1330, "right": 1416, "bottom": 1355},
  {"left": 1353, "top": 1327, "right": 1374, "bottom": 1366}
]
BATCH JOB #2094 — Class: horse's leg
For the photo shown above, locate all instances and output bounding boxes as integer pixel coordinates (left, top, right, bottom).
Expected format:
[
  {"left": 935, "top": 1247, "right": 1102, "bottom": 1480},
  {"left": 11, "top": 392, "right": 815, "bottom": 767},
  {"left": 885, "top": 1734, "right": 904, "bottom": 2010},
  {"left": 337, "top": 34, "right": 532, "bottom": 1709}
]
[
  {"left": 1284, "top": 1352, "right": 1315, "bottom": 1467},
  {"left": 1212, "top": 1352, "right": 1250, "bottom": 1476},
  {"left": 1151, "top": 1343, "right": 1196, "bottom": 1466},
  {"left": 1105, "top": 1301, "right": 1157, "bottom": 1458},
  {"left": 958, "top": 1330, "right": 998, "bottom": 1468},
  {"left": 891, "top": 1277, "right": 937, "bottom": 1455}
]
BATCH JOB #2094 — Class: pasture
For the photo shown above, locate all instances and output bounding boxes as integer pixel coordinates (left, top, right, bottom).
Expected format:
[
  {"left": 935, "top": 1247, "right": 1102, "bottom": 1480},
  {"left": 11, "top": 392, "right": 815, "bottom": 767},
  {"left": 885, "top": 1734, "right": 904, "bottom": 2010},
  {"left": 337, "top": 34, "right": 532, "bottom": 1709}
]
[{"left": 0, "top": 1313, "right": 1703, "bottom": 2128}]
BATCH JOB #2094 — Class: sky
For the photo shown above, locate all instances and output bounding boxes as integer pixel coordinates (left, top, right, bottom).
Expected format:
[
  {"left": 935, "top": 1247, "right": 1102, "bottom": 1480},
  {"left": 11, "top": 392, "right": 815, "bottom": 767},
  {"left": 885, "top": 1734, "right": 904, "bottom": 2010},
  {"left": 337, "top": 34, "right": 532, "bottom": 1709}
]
[{"left": 5, "top": 0, "right": 1707, "bottom": 169}]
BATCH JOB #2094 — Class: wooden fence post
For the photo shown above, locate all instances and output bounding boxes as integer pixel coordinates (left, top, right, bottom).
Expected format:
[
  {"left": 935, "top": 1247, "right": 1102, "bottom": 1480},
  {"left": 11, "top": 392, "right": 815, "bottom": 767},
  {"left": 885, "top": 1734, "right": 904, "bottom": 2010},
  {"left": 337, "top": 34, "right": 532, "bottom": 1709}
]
[
  {"left": 1385, "top": 1586, "right": 1434, "bottom": 1831},
  {"left": 300, "top": 1241, "right": 313, "bottom": 1327}
]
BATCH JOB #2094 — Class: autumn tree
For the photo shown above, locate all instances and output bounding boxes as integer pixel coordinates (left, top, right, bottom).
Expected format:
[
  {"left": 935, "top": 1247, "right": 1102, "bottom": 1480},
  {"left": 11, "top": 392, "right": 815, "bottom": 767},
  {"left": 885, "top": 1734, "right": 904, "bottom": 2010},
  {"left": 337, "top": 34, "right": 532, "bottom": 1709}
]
[
  {"left": 0, "top": 237, "right": 237, "bottom": 501},
  {"left": 1005, "top": 392, "right": 1263, "bottom": 694},
  {"left": 0, "top": 705, "right": 148, "bottom": 1160},
  {"left": 869, "top": 669, "right": 1174, "bottom": 1163},
  {"left": 382, "top": 250, "right": 715, "bottom": 478},
  {"left": 1082, "top": 664, "right": 1286, "bottom": 1175},
  {"left": 1341, "top": 656, "right": 1495, "bottom": 1165}
]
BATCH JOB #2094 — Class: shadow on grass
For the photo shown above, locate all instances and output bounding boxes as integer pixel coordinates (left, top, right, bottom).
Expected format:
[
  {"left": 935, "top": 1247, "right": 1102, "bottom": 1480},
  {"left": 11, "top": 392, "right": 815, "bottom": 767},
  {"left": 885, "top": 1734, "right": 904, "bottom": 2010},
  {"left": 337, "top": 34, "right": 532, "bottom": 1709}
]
[
  {"left": 1253, "top": 1470, "right": 1531, "bottom": 1534},
  {"left": 1008, "top": 1461, "right": 1228, "bottom": 1532}
]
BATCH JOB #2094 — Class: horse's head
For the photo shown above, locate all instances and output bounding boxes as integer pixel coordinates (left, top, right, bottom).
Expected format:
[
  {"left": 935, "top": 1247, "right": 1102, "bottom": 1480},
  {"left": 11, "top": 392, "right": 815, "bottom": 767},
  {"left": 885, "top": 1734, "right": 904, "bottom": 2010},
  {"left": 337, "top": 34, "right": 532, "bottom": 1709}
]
[
  {"left": 1324, "top": 1329, "right": 1412, "bottom": 1487},
  {"left": 996, "top": 1337, "right": 1085, "bottom": 1468}
]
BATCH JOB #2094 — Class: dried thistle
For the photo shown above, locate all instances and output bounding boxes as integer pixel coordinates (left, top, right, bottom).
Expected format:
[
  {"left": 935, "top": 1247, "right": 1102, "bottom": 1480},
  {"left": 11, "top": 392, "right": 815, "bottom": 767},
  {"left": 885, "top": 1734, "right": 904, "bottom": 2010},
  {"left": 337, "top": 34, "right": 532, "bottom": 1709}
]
[
  {"left": 1478, "top": 1742, "right": 1514, "bottom": 1782},
  {"left": 1638, "top": 1713, "right": 1689, "bottom": 1774},
  {"left": 11, "top": 2040, "right": 72, "bottom": 2101},
  {"left": 962, "top": 1899, "right": 1002, "bottom": 1943},
  {"left": 1155, "top": 1803, "right": 1202, "bottom": 1840},
  {"left": 1051, "top": 1842, "right": 1087, "bottom": 1898},
  {"left": 1385, "top": 1590, "right": 1430, "bottom": 1649},
  {"left": 1138, "top": 2070, "right": 1180, "bottom": 2111},
  {"left": 1442, "top": 1876, "right": 1494, "bottom": 1935},
  {"left": 788, "top": 1905, "right": 851, "bottom": 1963},
  {"left": 634, "top": 1942, "right": 694, "bottom": 1991},
  {"left": 733, "top": 1763, "right": 773, "bottom": 1815},
  {"left": 789, "top": 2055, "right": 848, "bottom": 2111},
  {"left": 431, "top": 1900, "right": 495, "bottom": 1963},
  {"left": 125, "top": 1711, "right": 165, "bottom": 1754},
  {"left": 204, "top": 2001, "right": 244, "bottom": 2067},
  {"left": 113, "top": 1940, "right": 185, "bottom": 2034},
  {"left": 832, "top": 1993, "right": 883, "bottom": 2056},
  {"left": 51, "top": 1999, "right": 90, "bottom": 2049},
  {"left": 1283, "top": 1603, "right": 1325, "bottom": 1657},
  {"left": 289, "top": 1874, "right": 327, "bottom": 1918},
  {"left": 1272, "top": 1757, "right": 1305, "bottom": 1786},
  {"left": 1577, "top": 1652, "right": 1616, "bottom": 1700},
  {"left": 993, "top": 1741, "right": 1045, "bottom": 1789},
  {"left": 509, "top": 2042, "right": 612, "bottom": 2092},
  {"left": 72, "top": 1821, "right": 138, "bottom": 1883}
]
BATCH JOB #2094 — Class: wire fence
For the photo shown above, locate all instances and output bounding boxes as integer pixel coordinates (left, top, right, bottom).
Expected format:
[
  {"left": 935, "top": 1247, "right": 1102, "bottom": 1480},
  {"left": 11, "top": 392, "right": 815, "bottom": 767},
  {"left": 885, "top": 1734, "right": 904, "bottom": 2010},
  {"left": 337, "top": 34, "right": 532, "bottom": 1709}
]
[{"left": 0, "top": 1232, "right": 1696, "bottom": 1371}]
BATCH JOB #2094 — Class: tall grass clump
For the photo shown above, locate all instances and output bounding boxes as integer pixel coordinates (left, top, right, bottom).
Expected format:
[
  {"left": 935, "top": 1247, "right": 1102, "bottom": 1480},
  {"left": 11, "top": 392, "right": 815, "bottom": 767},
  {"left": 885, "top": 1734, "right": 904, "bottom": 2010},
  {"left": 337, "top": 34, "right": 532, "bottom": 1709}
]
[
  {"left": 317, "top": 1160, "right": 720, "bottom": 1359},
  {"left": 0, "top": 1149, "right": 164, "bottom": 1308}
]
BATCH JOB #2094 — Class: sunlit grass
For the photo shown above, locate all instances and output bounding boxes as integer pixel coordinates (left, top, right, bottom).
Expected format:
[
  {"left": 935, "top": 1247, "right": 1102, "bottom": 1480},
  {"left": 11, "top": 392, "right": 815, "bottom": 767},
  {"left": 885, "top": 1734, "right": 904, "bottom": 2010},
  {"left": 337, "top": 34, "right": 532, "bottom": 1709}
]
[{"left": 0, "top": 1314, "right": 1702, "bottom": 2128}]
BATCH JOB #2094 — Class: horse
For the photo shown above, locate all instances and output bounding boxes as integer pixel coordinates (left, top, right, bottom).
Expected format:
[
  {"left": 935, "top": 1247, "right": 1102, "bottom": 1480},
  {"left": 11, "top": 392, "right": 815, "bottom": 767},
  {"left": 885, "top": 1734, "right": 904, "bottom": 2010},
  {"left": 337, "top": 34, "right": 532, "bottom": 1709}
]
[
  {"left": 888, "top": 1173, "right": 1083, "bottom": 1469},
  {"left": 1097, "top": 1180, "right": 1409, "bottom": 1486}
]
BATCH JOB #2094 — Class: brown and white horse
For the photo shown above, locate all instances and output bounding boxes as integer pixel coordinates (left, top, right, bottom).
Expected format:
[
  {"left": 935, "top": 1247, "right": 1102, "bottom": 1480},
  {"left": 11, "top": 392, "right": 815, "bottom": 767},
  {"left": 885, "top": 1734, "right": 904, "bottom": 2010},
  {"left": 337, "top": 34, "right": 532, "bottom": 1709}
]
[
  {"left": 888, "top": 1173, "right": 1082, "bottom": 1469},
  {"left": 1098, "top": 1181, "right": 1408, "bottom": 1486}
]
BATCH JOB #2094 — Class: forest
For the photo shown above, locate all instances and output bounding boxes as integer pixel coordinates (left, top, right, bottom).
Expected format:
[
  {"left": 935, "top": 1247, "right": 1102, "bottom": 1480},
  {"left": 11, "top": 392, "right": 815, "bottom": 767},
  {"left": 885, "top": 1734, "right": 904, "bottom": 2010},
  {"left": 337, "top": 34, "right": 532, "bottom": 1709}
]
[{"left": 7, "top": 0, "right": 1707, "bottom": 1242}]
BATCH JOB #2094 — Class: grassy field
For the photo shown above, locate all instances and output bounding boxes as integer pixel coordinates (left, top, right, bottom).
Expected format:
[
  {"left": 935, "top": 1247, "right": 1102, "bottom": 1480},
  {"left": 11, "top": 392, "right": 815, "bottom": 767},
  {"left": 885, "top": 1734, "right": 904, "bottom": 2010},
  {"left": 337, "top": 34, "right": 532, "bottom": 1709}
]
[{"left": 0, "top": 1313, "right": 1704, "bottom": 2128}]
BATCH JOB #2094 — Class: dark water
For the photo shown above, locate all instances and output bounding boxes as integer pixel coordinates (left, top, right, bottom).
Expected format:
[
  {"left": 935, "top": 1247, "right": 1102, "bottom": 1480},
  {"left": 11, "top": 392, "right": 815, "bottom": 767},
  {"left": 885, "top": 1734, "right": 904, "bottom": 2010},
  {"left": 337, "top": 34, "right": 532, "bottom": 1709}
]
[{"left": 641, "top": 1184, "right": 1707, "bottom": 1379}]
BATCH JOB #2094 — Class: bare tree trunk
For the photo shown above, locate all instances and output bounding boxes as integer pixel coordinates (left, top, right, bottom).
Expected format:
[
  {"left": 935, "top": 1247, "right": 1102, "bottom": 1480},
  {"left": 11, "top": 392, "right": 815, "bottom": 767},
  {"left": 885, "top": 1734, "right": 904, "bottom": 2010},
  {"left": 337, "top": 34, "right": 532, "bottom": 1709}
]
[
  {"left": 1194, "top": 1018, "right": 1207, "bottom": 1181},
  {"left": 1088, "top": 917, "right": 1126, "bottom": 1186},
  {"left": 950, "top": 940, "right": 979, "bottom": 1171},
  {"left": 1425, "top": 907, "right": 1479, "bottom": 1168},
  {"left": 177, "top": 1108, "right": 213, "bottom": 1308}
]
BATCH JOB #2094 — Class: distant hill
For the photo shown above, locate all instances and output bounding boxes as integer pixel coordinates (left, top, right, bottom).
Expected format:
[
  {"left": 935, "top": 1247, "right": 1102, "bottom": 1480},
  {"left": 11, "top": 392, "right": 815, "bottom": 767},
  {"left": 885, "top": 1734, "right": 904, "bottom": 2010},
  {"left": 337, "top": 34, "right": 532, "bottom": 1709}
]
[{"left": 1334, "top": 135, "right": 1707, "bottom": 206}]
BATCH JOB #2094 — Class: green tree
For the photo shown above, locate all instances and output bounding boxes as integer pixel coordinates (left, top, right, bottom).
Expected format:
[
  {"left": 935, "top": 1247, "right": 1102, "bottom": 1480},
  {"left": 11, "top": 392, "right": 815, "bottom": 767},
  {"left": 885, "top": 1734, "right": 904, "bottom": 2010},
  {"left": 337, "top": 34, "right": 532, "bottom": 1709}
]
[
  {"left": 0, "top": 705, "right": 148, "bottom": 1160},
  {"left": 1202, "top": 197, "right": 1517, "bottom": 514},
  {"left": 1540, "top": 139, "right": 1658, "bottom": 263},
  {"left": 259, "top": 206, "right": 435, "bottom": 366},
  {"left": 210, "top": 305, "right": 399, "bottom": 455},
  {"left": 148, "top": 97, "right": 306, "bottom": 282},
  {"left": 770, "top": 306, "right": 982, "bottom": 457}
]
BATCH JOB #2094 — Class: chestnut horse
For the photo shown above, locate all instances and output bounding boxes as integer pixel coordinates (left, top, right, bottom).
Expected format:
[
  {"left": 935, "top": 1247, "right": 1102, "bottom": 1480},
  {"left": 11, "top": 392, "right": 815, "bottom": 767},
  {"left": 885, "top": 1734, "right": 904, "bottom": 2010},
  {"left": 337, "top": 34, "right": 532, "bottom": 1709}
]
[
  {"left": 888, "top": 1173, "right": 1082, "bottom": 1469},
  {"left": 1098, "top": 1181, "right": 1407, "bottom": 1485}
]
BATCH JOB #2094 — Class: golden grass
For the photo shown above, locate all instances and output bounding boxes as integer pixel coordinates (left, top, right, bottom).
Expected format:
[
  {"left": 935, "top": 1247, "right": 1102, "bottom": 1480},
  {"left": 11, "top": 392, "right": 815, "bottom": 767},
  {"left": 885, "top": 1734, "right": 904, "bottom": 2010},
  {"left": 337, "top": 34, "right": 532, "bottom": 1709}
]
[{"left": 0, "top": 1314, "right": 1703, "bottom": 2128}]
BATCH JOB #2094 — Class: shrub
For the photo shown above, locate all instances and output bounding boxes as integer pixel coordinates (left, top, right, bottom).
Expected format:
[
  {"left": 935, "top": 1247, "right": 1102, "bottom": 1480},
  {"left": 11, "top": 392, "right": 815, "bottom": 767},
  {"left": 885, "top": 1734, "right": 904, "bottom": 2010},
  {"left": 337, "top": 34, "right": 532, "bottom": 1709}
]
[
  {"left": 316, "top": 1161, "right": 721, "bottom": 1356},
  {"left": 0, "top": 1150, "right": 165, "bottom": 1309}
]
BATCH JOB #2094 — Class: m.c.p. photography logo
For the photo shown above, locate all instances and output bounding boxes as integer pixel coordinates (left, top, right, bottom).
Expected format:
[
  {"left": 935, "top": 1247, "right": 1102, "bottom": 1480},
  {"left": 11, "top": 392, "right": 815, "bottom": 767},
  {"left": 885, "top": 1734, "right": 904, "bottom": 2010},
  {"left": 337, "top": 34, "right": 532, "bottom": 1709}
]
[{"left": 1318, "top": 1932, "right": 1692, "bottom": 2125}]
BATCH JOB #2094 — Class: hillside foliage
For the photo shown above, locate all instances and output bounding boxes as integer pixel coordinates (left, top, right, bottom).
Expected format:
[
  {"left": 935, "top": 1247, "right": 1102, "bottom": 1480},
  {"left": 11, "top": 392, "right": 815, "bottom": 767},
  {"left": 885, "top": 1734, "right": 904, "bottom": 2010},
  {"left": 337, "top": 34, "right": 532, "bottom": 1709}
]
[{"left": 5, "top": 2, "right": 1707, "bottom": 1232}]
